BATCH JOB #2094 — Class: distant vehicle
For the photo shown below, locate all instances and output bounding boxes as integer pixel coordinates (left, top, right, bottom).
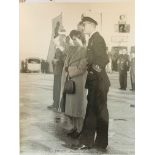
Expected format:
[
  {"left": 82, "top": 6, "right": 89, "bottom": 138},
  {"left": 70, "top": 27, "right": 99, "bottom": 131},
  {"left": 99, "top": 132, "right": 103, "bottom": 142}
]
[{"left": 26, "top": 57, "right": 41, "bottom": 73}]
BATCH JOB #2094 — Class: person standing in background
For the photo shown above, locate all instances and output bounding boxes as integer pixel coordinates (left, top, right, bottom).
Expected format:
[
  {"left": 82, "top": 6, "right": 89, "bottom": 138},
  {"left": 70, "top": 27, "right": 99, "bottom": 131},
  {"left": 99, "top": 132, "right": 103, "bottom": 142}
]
[
  {"left": 112, "top": 52, "right": 118, "bottom": 71},
  {"left": 25, "top": 59, "right": 28, "bottom": 73},
  {"left": 45, "top": 61, "right": 49, "bottom": 74},
  {"left": 106, "top": 51, "right": 112, "bottom": 74},
  {"left": 130, "top": 51, "right": 135, "bottom": 91},
  {"left": 41, "top": 59, "right": 44, "bottom": 73},
  {"left": 117, "top": 49, "right": 130, "bottom": 90},
  {"left": 47, "top": 29, "right": 66, "bottom": 111},
  {"left": 21, "top": 60, "right": 25, "bottom": 73}
]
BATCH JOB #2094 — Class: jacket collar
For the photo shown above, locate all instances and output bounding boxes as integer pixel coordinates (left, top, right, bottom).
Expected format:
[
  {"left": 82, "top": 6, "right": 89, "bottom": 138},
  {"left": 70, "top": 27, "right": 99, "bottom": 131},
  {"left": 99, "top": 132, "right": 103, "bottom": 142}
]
[{"left": 89, "top": 31, "right": 98, "bottom": 39}]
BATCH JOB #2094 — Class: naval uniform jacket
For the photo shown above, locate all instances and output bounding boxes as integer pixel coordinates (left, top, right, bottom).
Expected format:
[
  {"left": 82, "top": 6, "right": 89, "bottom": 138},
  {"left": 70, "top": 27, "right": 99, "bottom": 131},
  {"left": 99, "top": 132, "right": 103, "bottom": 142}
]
[
  {"left": 79, "top": 32, "right": 110, "bottom": 147},
  {"left": 86, "top": 32, "right": 110, "bottom": 90}
]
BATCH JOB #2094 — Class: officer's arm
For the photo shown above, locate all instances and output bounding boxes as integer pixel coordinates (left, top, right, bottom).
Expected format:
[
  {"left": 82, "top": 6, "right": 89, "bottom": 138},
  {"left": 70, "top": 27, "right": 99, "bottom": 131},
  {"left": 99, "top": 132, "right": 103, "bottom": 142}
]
[
  {"left": 87, "top": 48, "right": 93, "bottom": 65},
  {"left": 93, "top": 37, "right": 109, "bottom": 67}
]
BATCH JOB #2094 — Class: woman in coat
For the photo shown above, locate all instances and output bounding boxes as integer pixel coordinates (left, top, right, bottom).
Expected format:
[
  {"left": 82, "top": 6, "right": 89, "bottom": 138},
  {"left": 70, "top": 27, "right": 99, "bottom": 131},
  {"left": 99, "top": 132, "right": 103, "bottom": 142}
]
[{"left": 60, "top": 30, "right": 88, "bottom": 138}]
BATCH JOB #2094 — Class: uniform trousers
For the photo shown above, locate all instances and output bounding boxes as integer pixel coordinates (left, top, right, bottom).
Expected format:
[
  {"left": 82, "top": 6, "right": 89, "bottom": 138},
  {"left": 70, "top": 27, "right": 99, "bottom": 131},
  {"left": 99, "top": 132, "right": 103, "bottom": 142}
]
[
  {"left": 119, "top": 70, "right": 127, "bottom": 89},
  {"left": 79, "top": 72, "right": 109, "bottom": 148},
  {"left": 53, "top": 74, "right": 62, "bottom": 109}
]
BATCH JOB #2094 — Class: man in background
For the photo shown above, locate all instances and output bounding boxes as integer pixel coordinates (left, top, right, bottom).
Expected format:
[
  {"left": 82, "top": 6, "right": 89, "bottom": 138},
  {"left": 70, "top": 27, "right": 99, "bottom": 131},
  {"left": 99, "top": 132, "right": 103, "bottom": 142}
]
[
  {"left": 130, "top": 51, "right": 135, "bottom": 91},
  {"left": 117, "top": 49, "right": 130, "bottom": 90},
  {"left": 47, "top": 29, "right": 66, "bottom": 111}
]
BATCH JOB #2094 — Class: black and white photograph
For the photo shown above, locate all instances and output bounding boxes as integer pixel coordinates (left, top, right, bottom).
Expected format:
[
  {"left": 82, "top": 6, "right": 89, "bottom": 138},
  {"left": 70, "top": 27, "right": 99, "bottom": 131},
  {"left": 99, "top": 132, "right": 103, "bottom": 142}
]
[{"left": 19, "top": 0, "right": 135, "bottom": 154}]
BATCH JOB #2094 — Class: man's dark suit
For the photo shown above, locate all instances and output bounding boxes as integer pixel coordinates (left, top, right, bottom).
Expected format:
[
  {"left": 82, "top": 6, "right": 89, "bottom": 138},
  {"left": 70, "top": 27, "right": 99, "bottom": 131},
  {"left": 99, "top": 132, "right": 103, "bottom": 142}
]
[
  {"left": 118, "top": 54, "right": 130, "bottom": 90},
  {"left": 79, "top": 32, "right": 110, "bottom": 148}
]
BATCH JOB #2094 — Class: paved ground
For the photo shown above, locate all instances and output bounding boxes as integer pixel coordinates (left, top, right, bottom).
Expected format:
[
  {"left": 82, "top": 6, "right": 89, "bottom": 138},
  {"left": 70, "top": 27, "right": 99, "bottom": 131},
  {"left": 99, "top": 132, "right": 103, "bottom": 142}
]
[{"left": 20, "top": 72, "right": 135, "bottom": 155}]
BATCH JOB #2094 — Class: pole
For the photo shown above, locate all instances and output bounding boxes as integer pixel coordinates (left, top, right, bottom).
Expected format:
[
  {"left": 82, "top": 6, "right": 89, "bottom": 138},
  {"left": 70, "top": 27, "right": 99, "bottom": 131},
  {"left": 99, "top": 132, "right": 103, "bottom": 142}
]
[{"left": 100, "top": 12, "right": 103, "bottom": 34}]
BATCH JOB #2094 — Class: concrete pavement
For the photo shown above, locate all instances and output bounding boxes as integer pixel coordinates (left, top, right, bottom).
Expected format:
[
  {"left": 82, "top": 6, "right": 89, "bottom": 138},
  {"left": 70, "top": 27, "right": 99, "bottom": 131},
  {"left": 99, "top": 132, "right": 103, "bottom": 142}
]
[{"left": 20, "top": 72, "right": 135, "bottom": 155}]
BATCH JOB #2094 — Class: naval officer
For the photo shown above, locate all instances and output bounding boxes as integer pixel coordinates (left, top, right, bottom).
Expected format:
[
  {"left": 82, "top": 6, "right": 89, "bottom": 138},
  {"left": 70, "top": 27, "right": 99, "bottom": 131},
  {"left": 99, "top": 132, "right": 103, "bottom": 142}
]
[{"left": 72, "top": 15, "right": 110, "bottom": 151}]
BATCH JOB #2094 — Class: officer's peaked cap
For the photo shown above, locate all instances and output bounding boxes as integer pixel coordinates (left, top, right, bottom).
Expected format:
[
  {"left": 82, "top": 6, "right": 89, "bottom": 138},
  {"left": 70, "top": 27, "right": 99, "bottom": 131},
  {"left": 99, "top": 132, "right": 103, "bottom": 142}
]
[{"left": 82, "top": 16, "right": 98, "bottom": 25}]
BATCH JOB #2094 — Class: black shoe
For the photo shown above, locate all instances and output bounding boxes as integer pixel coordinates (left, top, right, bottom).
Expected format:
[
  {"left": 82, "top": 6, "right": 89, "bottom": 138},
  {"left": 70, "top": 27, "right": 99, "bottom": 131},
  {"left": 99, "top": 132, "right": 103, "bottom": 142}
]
[
  {"left": 70, "top": 131, "right": 81, "bottom": 139},
  {"left": 130, "top": 104, "right": 135, "bottom": 108},
  {"left": 67, "top": 129, "right": 77, "bottom": 137},
  {"left": 119, "top": 88, "right": 123, "bottom": 90},
  {"left": 70, "top": 144, "right": 91, "bottom": 150},
  {"left": 94, "top": 144, "right": 108, "bottom": 152},
  {"left": 95, "top": 147, "right": 107, "bottom": 152},
  {"left": 47, "top": 105, "right": 55, "bottom": 110}
]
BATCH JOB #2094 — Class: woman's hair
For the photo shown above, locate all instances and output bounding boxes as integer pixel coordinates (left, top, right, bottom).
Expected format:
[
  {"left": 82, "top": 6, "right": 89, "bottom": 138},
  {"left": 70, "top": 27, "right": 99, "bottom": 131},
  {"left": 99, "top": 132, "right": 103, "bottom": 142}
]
[
  {"left": 77, "top": 21, "right": 84, "bottom": 26},
  {"left": 69, "top": 30, "right": 85, "bottom": 45}
]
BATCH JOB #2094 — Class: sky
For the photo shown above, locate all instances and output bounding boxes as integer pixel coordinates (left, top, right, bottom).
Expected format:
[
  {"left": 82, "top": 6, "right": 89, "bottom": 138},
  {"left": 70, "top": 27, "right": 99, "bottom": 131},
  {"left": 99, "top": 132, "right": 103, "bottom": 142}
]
[{"left": 19, "top": 1, "right": 134, "bottom": 60}]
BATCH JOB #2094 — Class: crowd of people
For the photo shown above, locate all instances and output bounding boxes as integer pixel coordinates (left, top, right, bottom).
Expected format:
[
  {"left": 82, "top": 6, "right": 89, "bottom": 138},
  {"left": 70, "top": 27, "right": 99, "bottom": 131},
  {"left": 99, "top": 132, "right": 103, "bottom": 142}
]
[
  {"left": 41, "top": 60, "right": 49, "bottom": 73},
  {"left": 47, "top": 14, "right": 135, "bottom": 151},
  {"left": 107, "top": 48, "right": 135, "bottom": 91}
]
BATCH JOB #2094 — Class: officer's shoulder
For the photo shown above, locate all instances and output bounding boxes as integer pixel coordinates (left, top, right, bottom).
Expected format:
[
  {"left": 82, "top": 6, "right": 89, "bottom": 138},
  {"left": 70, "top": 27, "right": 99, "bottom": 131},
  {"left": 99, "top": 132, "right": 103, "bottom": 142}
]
[{"left": 93, "top": 32, "right": 105, "bottom": 42}]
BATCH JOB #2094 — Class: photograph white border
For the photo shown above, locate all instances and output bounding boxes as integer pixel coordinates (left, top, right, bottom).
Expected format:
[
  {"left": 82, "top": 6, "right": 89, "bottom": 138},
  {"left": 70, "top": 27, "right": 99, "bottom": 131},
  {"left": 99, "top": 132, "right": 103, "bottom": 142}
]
[{"left": 1, "top": 0, "right": 155, "bottom": 155}]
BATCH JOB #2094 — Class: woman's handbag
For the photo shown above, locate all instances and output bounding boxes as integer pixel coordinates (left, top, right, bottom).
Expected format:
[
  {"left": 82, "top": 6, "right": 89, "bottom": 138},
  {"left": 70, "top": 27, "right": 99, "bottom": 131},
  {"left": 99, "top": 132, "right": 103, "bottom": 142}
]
[{"left": 64, "top": 74, "right": 76, "bottom": 94}]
